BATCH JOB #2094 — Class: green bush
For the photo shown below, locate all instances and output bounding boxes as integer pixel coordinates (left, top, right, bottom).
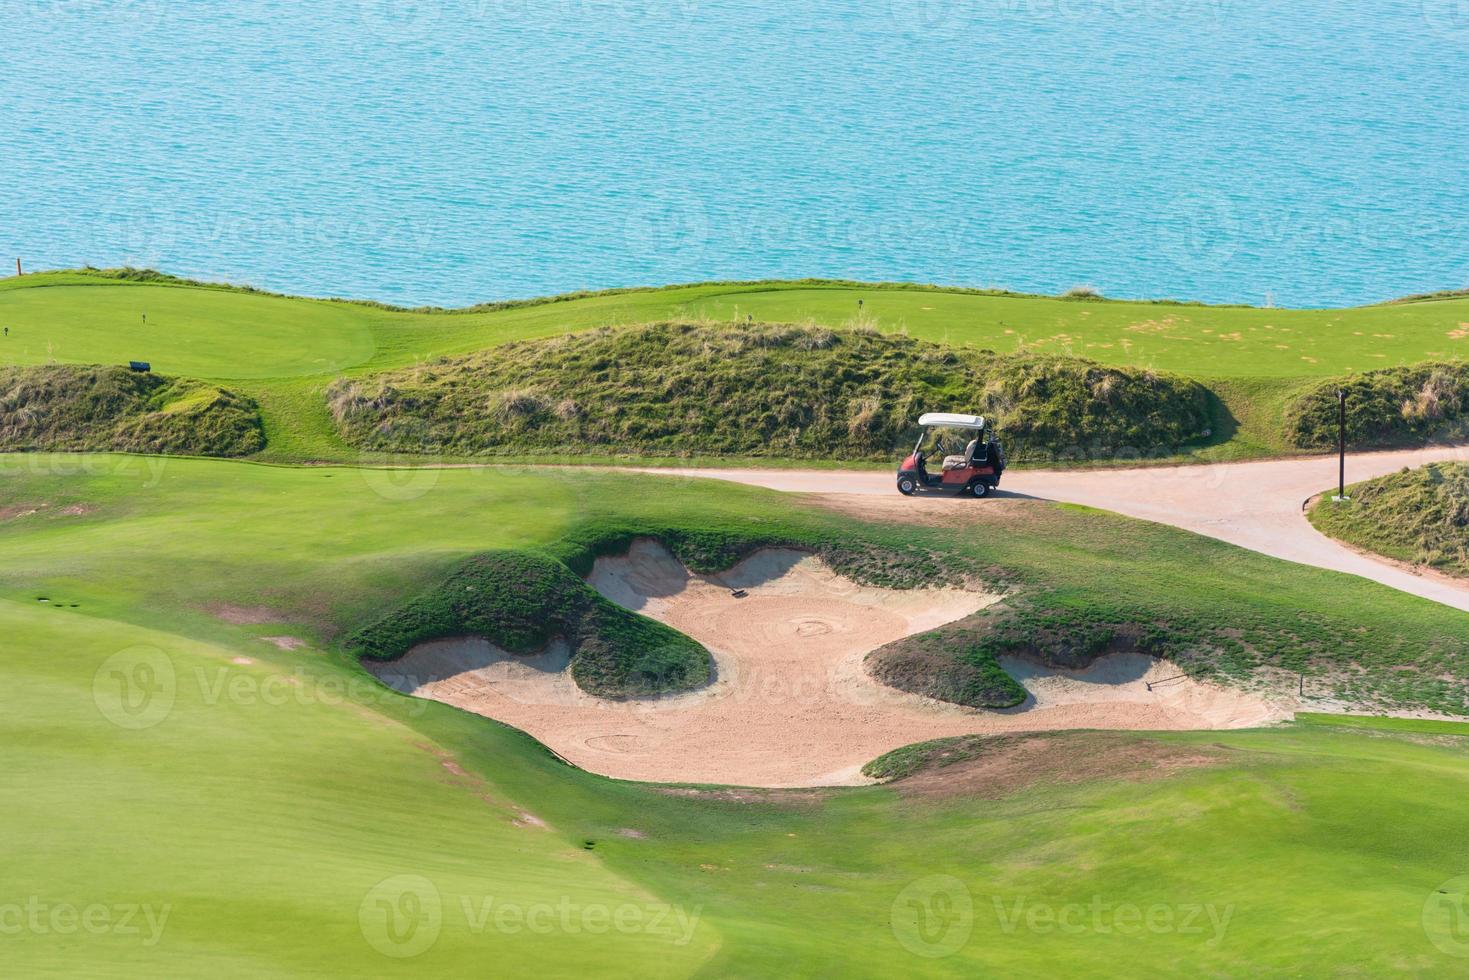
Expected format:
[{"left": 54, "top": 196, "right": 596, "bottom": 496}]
[
  {"left": 1309, "top": 463, "right": 1469, "bottom": 575},
  {"left": 868, "top": 593, "right": 1184, "bottom": 709},
  {"left": 1283, "top": 362, "right": 1469, "bottom": 449},
  {"left": 865, "top": 621, "right": 1028, "bottom": 708},
  {"left": 327, "top": 322, "right": 1212, "bottom": 462},
  {"left": 0, "top": 364, "right": 264, "bottom": 456},
  {"left": 346, "top": 550, "right": 710, "bottom": 697}
]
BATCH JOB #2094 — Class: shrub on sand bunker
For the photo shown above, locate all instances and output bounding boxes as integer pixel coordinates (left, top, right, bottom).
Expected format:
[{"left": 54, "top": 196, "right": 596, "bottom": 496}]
[
  {"left": 865, "top": 622, "right": 1027, "bottom": 709},
  {"left": 347, "top": 550, "right": 710, "bottom": 697},
  {"left": 869, "top": 595, "right": 1177, "bottom": 709}
]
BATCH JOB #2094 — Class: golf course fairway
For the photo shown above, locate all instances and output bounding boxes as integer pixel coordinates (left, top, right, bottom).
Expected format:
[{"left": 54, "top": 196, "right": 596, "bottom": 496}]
[{"left": 3, "top": 449, "right": 1469, "bottom": 974}]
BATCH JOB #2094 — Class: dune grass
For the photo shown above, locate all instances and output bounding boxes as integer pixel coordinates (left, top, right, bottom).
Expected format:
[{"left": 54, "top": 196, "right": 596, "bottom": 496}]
[
  {"left": 5, "top": 453, "right": 1469, "bottom": 973},
  {"left": 0, "top": 363, "right": 264, "bottom": 457},
  {"left": 4, "top": 270, "right": 1468, "bottom": 465},
  {"left": 1309, "top": 463, "right": 1469, "bottom": 576},
  {"left": 327, "top": 322, "right": 1212, "bottom": 463},
  {"left": 1285, "top": 363, "right": 1469, "bottom": 449}
]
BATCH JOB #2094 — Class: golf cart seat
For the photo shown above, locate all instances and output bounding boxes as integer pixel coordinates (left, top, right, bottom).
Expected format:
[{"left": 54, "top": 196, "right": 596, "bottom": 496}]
[{"left": 941, "top": 454, "right": 969, "bottom": 471}]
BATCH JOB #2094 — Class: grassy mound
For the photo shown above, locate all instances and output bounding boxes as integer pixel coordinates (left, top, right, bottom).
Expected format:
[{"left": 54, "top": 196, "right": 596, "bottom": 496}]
[
  {"left": 868, "top": 595, "right": 1177, "bottom": 708},
  {"left": 1283, "top": 362, "right": 1469, "bottom": 449},
  {"left": 346, "top": 550, "right": 710, "bottom": 697},
  {"left": 861, "top": 733, "right": 997, "bottom": 781},
  {"left": 866, "top": 620, "right": 1028, "bottom": 708},
  {"left": 1309, "top": 463, "right": 1469, "bottom": 576},
  {"left": 0, "top": 364, "right": 264, "bottom": 456},
  {"left": 326, "top": 322, "right": 1213, "bottom": 461}
]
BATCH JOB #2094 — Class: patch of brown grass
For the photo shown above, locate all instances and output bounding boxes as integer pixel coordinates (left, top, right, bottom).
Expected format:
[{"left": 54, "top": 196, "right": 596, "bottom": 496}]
[
  {"left": 655, "top": 786, "right": 831, "bottom": 808},
  {"left": 207, "top": 603, "right": 289, "bottom": 625},
  {"left": 810, "top": 492, "right": 1045, "bottom": 529},
  {"left": 891, "top": 732, "right": 1226, "bottom": 802}
]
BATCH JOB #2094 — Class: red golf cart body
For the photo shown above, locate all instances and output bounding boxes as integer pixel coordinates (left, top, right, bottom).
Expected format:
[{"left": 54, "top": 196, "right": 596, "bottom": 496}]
[{"left": 896, "top": 412, "right": 1005, "bottom": 497}]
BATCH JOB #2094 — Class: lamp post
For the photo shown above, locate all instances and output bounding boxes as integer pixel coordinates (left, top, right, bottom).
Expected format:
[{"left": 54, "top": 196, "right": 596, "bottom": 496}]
[{"left": 1332, "top": 388, "right": 1349, "bottom": 502}]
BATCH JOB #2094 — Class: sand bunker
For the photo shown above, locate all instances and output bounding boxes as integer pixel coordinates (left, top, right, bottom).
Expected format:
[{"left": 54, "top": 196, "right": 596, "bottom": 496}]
[{"left": 371, "top": 540, "right": 1291, "bottom": 787}]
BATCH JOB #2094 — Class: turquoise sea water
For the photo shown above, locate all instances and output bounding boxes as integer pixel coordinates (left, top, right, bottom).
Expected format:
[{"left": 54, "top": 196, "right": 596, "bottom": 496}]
[{"left": 2, "top": 0, "right": 1467, "bottom": 307}]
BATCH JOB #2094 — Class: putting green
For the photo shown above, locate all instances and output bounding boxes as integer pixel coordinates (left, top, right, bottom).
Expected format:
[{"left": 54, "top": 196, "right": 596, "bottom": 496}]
[
  {"left": 689, "top": 287, "right": 1469, "bottom": 378},
  {"left": 6, "top": 272, "right": 1468, "bottom": 382},
  {"left": 0, "top": 281, "right": 377, "bottom": 379}
]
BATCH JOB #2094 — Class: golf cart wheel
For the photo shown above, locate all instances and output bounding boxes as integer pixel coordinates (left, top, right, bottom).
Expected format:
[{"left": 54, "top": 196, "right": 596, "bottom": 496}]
[
  {"left": 967, "top": 481, "right": 991, "bottom": 498},
  {"left": 897, "top": 476, "right": 917, "bottom": 496}
]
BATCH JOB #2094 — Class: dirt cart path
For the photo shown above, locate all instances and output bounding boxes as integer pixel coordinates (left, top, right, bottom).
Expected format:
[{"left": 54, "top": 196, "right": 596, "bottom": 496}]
[{"left": 639, "top": 444, "right": 1469, "bottom": 614}]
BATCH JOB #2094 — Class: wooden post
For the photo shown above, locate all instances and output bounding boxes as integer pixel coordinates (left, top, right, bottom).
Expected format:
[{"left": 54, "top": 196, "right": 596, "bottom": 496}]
[
  {"left": 1335, "top": 389, "right": 1348, "bottom": 500},
  {"left": 14, "top": 258, "right": 20, "bottom": 277}
]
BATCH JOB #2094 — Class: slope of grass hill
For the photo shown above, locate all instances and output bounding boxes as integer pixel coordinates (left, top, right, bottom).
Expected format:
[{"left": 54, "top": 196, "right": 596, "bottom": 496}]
[
  {"left": 1310, "top": 462, "right": 1469, "bottom": 576},
  {"left": 325, "top": 322, "right": 1213, "bottom": 462}
]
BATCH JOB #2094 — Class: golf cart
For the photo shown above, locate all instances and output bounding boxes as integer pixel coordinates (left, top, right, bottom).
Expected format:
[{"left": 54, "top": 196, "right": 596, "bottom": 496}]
[{"left": 897, "top": 413, "right": 1005, "bottom": 498}]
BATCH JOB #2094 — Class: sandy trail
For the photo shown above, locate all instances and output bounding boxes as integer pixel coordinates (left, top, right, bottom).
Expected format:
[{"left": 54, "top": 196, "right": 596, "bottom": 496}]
[
  {"left": 636, "top": 443, "right": 1469, "bottom": 613},
  {"left": 371, "top": 541, "right": 1289, "bottom": 788}
]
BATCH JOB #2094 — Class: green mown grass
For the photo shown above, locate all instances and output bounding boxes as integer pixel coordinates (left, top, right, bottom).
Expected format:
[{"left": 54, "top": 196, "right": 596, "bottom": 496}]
[
  {"left": 0, "top": 274, "right": 377, "bottom": 379},
  {"left": 4, "top": 270, "right": 1468, "bottom": 464},
  {"left": 685, "top": 285, "right": 1469, "bottom": 379},
  {"left": 5, "top": 453, "right": 1469, "bottom": 973},
  {"left": 1, "top": 596, "right": 718, "bottom": 976},
  {"left": 1295, "top": 712, "right": 1469, "bottom": 736},
  {"left": 1309, "top": 462, "right": 1469, "bottom": 576}
]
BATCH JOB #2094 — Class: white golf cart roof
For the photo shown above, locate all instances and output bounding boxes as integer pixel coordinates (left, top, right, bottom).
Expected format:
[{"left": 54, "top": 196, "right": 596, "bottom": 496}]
[{"left": 918, "top": 412, "right": 986, "bottom": 429}]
